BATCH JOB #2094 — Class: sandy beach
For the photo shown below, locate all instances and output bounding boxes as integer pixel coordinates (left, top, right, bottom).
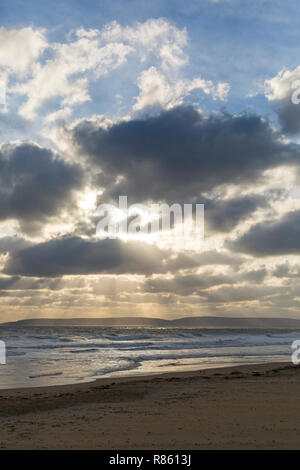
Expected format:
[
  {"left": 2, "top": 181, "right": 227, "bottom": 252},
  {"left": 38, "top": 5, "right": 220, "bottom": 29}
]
[{"left": 0, "top": 362, "right": 299, "bottom": 449}]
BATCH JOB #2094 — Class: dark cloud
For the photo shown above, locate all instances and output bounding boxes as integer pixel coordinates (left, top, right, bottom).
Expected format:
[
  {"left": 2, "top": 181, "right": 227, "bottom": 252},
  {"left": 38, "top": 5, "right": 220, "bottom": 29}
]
[
  {"left": 0, "top": 276, "right": 19, "bottom": 290},
  {"left": 205, "top": 285, "right": 282, "bottom": 303},
  {"left": 273, "top": 262, "right": 300, "bottom": 278},
  {"left": 0, "top": 142, "right": 83, "bottom": 230},
  {"left": 144, "top": 267, "right": 268, "bottom": 296},
  {"left": 230, "top": 210, "right": 300, "bottom": 256},
  {"left": 0, "top": 275, "right": 65, "bottom": 291},
  {"left": 71, "top": 105, "right": 300, "bottom": 203},
  {"left": 0, "top": 113, "right": 31, "bottom": 137},
  {"left": 2, "top": 226, "right": 248, "bottom": 278},
  {"left": 144, "top": 272, "right": 235, "bottom": 295},
  {"left": 204, "top": 194, "right": 267, "bottom": 232},
  {"left": 276, "top": 100, "right": 300, "bottom": 135},
  {"left": 241, "top": 268, "right": 267, "bottom": 283},
  {"left": 0, "top": 236, "right": 32, "bottom": 254},
  {"left": 164, "top": 249, "right": 244, "bottom": 271},
  {"left": 3, "top": 236, "right": 179, "bottom": 277}
]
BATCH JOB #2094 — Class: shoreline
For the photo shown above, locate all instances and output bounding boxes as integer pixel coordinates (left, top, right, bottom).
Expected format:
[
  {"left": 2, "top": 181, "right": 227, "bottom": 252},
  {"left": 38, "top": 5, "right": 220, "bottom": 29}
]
[
  {"left": 1, "top": 361, "right": 300, "bottom": 449},
  {"left": 0, "top": 358, "right": 289, "bottom": 392},
  {"left": 0, "top": 359, "right": 290, "bottom": 394}
]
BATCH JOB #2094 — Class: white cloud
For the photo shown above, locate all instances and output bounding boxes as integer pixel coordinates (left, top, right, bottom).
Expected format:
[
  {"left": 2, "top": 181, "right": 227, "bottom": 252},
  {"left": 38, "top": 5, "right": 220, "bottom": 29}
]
[
  {"left": 265, "top": 66, "right": 300, "bottom": 134},
  {"left": 9, "top": 19, "right": 190, "bottom": 121},
  {"left": 44, "top": 107, "right": 73, "bottom": 124},
  {"left": 0, "top": 27, "right": 47, "bottom": 114},
  {"left": 133, "top": 66, "right": 230, "bottom": 112},
  {"left": 12, "top": 36, "right": 132, "bottom": 119},
  {"left": 0, "top": 27, "right": 47, "bottom": 86},
  {"left": 5, "top": 19, "right": 229, "bottom": 122},
  {"left": 101, "top": 18, "right": 188, "bottom": 70},
  {"left": 265, "top": 67, "right": 300, "bottom": 102}
]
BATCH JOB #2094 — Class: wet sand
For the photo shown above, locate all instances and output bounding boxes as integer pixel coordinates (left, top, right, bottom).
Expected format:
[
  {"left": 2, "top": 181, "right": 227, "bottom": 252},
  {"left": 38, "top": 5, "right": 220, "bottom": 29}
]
[{"left": 0, "top": 362, "right": 300, "bottom": 449}]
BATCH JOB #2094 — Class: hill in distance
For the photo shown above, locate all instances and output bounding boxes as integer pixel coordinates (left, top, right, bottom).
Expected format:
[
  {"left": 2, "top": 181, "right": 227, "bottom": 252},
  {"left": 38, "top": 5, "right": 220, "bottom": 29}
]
[{"left": 2, "top": 316, "right": 300, "bottom": 329}]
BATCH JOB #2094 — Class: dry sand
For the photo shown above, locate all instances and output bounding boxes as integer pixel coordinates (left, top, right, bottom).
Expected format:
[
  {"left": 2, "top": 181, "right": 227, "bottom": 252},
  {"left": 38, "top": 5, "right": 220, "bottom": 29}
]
[{"left": 0, "top": 362, "right": 300, "bottom": 449}]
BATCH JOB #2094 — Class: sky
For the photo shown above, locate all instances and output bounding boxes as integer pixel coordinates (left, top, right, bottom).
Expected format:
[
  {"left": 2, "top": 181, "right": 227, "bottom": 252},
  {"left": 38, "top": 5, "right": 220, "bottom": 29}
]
[{"left": 1, "top": 0, "right": 300, "bottom": 322}]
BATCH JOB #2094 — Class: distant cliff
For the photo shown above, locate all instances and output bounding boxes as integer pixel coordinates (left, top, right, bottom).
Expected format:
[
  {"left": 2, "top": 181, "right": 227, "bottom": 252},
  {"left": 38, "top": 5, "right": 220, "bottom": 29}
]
[{"left": 2, "top": 316, "right": 300, "bottom": 329}]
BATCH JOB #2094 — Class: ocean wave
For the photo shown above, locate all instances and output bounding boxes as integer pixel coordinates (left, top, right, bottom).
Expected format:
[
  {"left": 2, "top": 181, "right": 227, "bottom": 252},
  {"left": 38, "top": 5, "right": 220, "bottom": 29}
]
[
  {"left": 103, "top": 333, "right": 152, "bottom": 341},
  {"left": 89, "top": 357, "right": 141, "bottom": 377},
  {"left": 29, "top": 372, "right": 63, "bottom": 379},
  {"left": 70, "top": 348, "right": 99, "bottom": 354},
  {"left": 121, "top": 349, "right": 290, "bottom": 363},
  {"left": 0, "top": 326, "right": 296, "bottom": 389}
]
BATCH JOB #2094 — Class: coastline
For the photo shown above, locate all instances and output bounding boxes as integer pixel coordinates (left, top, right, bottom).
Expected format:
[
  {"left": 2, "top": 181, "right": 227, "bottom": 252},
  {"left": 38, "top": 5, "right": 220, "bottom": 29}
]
[
  {"left": 0, "top": 360, "right": 291, "bottom": 393},
  {"left": 1, "top": 361, "right": 300, "bottom": 449}
]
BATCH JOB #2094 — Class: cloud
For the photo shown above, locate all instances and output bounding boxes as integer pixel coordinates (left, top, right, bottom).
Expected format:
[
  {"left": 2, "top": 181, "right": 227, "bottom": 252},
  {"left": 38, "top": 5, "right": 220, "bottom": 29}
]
[
  {"left": 0, "top": 274, "right": 78, "bottom": 291},
  {"left": 272, "top": 261, "right": 300, "bottom": 278},
  {"left": 144, "top": 267, "right": 268, "bottom": 296},
  {"left": 13, "top": 36, "right": 132, "bottom": 119},
  {"left": 231, "top": 209, "right": 300, "bottom": 256},
  {"left": 164, "top": 249, "right": 244, "bottom": 271},
  {"left": 100, "top": 18, "right": 188, "bottom": 70},
  {"left": 2, "top": 233, "right": 247, "bottom": 278},
  {"left": 265, "top": 67, "right": 300, "bottom": 134},
  {"left": 0, "top": 27, "right": 47, "bottom": 78},
  {"left": 44, "top": 107, "right": 73, "bottom": 125},
  {"left": 3, "top": 236, "right": 173, "bottom": 277},
  {"left": 204, "top": 194, "right": 268, "bottom": 232},
  {"left": 0, "top": 276, "right": 20, "bottom": 290},
  {"left": 205, "top": 285, "right": 281, "bottom": 303},
  {"left": 0, "top": 236, "right": 32, "bottom": 254},
  {"left": 242, "top": 268, "right": 267, "bottom": 283},
  {"left": 0, "top": 142, "right": 83, "bottom": 230},
  {"left": 9, "top": 19, "right": 195, "bottom": 120},
  {"left": 144, "top": 272, "right": 235, "bottom": 295},
  {"left": 133, "top": 67, "right": 229, "bottom": 112},
  {"left": 7, "top": 19, "right": 229, "bottom": 122},
  {"left": 71, "top": 105, "right": 300, "bottom": 203},
  {"left": 273, "top": 262, "right": 300, "bottom": 278}
]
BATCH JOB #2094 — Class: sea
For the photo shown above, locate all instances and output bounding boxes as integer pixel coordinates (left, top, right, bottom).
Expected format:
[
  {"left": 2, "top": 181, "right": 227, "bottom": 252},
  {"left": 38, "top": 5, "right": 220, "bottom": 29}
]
[{"left": 0, "top": 325, "right": 298, "bottom": 389}]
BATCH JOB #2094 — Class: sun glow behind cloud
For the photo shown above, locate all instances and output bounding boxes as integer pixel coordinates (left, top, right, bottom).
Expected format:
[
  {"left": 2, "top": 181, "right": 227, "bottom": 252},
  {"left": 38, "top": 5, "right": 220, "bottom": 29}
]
[{"left": 1, "top": 2, "right": 300, "bottom": 322}]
